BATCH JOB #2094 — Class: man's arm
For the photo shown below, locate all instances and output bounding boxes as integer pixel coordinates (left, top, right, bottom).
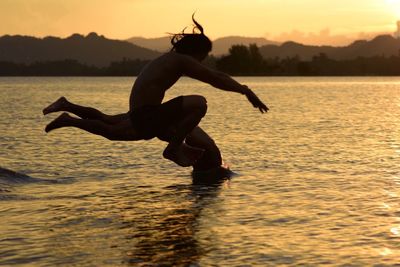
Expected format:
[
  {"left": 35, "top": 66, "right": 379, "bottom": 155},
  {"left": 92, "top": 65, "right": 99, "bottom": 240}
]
[
  {"left": 179, "top": 54, "right": 248, "bottom": 94},
  {"left": 179, "top": 54, "right": 269, "bottom": 113}
]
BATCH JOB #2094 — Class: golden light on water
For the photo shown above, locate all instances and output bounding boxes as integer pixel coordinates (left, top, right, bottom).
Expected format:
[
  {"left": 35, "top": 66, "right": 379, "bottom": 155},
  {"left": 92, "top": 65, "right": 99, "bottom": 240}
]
[
  {"left": 390, "top": 226, "right": 400, "bottom": 236},
  {"left": 2, "top": 77, "right": 400, "bottom": 265},
  {"left": 379, "top": 247, "right": 393, "bottom": 256}
]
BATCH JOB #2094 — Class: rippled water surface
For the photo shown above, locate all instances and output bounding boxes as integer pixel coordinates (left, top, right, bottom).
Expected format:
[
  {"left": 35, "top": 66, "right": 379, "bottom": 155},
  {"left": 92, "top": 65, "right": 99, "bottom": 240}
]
[{"left": 1, "top": 77, "right": 400, "bottom": 266}]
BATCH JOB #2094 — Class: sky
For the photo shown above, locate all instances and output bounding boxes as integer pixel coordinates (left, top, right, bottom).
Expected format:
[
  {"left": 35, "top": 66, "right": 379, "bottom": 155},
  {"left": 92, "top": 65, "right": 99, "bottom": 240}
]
[{"left": 1, "top": 0, "right": 399, "bottom": 46}]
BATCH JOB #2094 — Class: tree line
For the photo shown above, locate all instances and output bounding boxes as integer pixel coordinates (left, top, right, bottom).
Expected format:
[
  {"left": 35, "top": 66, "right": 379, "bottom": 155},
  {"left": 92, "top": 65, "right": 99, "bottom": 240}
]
[{"left": 1, "top": 44, "right": 400, "bottom": 76}]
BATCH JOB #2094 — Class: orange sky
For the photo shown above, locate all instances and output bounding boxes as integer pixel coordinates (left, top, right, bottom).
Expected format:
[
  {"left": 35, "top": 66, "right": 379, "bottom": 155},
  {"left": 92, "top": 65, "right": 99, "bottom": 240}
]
[{"left": 0, "top": 0, "right": 399, "bottom": 45}]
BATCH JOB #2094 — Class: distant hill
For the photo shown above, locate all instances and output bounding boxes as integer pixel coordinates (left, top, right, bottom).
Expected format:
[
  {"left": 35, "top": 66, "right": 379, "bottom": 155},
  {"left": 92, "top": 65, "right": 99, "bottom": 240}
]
[
  {"left": 126, "top": 36, "right": 171, "bottom": 53},
  {"left": 0, "top": 32, "right": 161, "bottom": 67},
  {"left": 211, "top": 36, "right": 279, "bottom": 55},
  {"left": 126, "top": 35, "right": 279, "bottom": 56},
  {"left": 259, "top": 35, "right": 400, "bottom": 60}
]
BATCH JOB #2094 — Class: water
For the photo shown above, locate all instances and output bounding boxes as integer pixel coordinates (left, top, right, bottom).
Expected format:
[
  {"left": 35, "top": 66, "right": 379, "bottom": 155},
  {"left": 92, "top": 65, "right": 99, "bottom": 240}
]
[{"left": 1, "top": 76, "right": 400, "bottom": 266}]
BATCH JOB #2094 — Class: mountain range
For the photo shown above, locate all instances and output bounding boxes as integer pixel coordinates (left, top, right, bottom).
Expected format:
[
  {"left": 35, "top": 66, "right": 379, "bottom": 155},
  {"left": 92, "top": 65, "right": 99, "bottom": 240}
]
[
  {"left": 0, "top": 32, "right": 399, "bottom": 67},
  {"left": 0, "top": 32, "right": 161, "bottom": 67},
  {"left": 259, "top": 35, "right": 400, "bottom": 60},
  {"left": 126, "top": 36, "right": 279, "bottom": 55}
]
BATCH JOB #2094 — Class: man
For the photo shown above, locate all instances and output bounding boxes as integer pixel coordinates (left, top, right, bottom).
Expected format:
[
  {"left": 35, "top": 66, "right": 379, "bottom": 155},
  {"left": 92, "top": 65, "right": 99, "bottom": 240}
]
[{"left": 44, "top": 15, "right": 268, "bottom": 169}]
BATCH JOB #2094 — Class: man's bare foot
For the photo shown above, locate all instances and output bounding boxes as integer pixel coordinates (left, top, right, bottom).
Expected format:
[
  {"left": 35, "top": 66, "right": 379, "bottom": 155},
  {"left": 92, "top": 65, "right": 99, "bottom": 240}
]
[
  {"left": 43, "top": 97, "right": 68, "bottom": 115},
  {"left": 163, "top": 143, "right": 205, "bottom": 167},
  {"left": 45, "top": 112, "right": 72, "bottom": 133}
]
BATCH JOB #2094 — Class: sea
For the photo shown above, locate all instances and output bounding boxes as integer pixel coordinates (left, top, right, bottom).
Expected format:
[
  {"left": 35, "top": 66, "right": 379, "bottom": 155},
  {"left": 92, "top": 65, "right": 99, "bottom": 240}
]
[{"left": 1, "top": 76, "right": 400, "bottom": 266}]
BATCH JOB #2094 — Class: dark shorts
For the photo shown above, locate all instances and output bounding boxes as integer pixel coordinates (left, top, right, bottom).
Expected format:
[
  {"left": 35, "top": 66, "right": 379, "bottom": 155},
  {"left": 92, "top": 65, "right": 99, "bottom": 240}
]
[{"left": 129, "top": 96, "right": 184, "bottom": 140}]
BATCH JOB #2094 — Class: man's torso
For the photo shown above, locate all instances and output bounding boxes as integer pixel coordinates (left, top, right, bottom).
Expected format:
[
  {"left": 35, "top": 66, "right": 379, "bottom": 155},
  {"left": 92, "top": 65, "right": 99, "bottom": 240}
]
[{"left": 130, "top": 52, "right": 185, "bottom": 109}]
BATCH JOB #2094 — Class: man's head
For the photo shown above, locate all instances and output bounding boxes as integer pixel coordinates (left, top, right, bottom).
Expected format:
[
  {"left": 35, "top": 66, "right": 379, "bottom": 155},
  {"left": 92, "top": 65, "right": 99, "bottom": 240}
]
[{"left": 170, "top": 15, "right": 212, "bottom": 61}]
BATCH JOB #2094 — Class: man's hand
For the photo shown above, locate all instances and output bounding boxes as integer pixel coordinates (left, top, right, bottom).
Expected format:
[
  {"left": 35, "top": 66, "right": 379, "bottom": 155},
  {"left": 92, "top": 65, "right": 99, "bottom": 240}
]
[{"left": 243, "top": 86, "right": 269, "bottom": 113}]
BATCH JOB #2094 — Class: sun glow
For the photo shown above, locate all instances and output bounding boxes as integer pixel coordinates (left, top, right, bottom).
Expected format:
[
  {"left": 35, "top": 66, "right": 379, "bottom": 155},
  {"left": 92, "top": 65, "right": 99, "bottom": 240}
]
[
  {"left": 386, "top": 0, "right": 400, "bottom": 17},
  {"left": 0, "top": 0, "right": 399, "bottom": 42}
]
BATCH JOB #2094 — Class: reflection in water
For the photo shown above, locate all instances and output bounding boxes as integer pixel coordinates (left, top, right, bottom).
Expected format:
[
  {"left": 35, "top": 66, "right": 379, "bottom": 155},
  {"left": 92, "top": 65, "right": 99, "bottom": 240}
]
[{"left": 122, "top": 181, "right": 225, "bottom": 266}]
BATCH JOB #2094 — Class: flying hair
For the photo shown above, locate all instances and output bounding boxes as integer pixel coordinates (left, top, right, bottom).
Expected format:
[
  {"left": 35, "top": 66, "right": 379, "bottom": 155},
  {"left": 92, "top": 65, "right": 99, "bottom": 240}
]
[
  {"left": 169, "top": 13, "right": 212, "bottom": 55},
  {"left": 192, "top": 13, "right": 204, "bottom": 34}
]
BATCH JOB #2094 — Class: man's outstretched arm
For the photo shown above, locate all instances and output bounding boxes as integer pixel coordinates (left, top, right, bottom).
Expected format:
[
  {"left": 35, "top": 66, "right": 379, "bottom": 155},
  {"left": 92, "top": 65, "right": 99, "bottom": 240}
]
[{"left": 180, "top": 55, "right": 269, "bottom": 113}]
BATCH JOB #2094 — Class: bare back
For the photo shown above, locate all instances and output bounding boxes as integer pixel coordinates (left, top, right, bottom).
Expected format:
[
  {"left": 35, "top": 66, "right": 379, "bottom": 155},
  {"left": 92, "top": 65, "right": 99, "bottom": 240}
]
[{"left": 129, "top": 52, "right": 186, "bottom": 109}]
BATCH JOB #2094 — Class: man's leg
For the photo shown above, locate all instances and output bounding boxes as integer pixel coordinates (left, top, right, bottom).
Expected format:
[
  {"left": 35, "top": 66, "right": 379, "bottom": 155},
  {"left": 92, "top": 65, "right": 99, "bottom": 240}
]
[
  {"left": 185, "top": 127, "right": 223, "bottom": 171},
  {"left": 45, "top": 112, "right": 140, "bottom": 141},
  {"left": 43, "top": 97, "right": 128, "bottom": 124},
  {"left": 159, "top": 95, "right": 208, "bottom": 167}
]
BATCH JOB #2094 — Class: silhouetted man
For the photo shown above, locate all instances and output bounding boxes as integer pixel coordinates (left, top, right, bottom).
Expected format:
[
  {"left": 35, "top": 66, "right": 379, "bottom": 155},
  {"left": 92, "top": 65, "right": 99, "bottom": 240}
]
[{"left": 44, "top": 15, "right": 268, "bottom": 168}]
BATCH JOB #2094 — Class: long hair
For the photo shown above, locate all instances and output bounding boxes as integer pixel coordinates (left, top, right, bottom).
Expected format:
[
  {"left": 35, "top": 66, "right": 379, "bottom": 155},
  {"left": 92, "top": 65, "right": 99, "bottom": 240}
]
[{"left": 170, "top": 14, "right": 212, "bottom": 56}]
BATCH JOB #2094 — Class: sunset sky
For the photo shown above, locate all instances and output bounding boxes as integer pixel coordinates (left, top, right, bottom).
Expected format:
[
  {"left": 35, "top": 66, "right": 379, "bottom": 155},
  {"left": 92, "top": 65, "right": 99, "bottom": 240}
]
[{"left": 1, "top": 0, "right": 399, "bottom": 45}]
